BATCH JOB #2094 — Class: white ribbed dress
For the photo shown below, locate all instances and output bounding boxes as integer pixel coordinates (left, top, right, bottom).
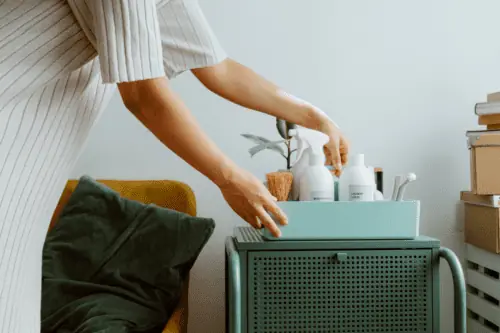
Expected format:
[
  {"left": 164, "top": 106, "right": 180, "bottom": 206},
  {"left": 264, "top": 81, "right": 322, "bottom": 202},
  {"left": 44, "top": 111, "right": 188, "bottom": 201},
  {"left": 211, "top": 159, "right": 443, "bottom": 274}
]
[{"left": 0, "top": 1, "right": 226, "bottom": 332}]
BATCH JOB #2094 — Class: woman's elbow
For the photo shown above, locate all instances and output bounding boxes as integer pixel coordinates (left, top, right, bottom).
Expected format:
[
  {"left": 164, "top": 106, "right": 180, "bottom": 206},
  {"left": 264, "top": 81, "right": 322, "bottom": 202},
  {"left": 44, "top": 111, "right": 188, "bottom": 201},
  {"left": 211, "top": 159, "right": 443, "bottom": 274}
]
[
  {"left": 118, "top": 82, "right": 144, "bottom": 113},
  {"left": 117, "top": 78, "right": 168, "bottom": 114}
]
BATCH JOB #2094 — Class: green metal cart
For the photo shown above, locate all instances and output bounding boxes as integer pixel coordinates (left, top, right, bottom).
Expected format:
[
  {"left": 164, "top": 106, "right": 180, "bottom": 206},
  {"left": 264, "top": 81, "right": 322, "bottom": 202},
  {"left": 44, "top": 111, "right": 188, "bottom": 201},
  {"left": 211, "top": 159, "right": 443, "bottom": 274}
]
[{"left": 226, "top": 227, "right": 466, "bottom": 333}]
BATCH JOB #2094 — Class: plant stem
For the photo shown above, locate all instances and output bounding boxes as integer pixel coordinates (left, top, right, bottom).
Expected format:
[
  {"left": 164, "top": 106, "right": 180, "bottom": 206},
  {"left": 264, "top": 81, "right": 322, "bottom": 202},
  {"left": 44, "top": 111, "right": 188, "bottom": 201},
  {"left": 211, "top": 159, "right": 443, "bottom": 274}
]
[{"left": 286, "top": 139, "right": 291, "bottom": 170}]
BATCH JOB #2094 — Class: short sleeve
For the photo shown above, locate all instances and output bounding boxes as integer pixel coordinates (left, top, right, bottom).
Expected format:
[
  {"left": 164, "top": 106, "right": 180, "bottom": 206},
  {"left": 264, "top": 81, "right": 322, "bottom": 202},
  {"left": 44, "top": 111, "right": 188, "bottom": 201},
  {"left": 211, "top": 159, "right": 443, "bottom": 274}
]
[
  {"left": 157, "top": 0, "right": 227, "bottom": 79},
  {"left": 88, "top": 0, "right": 165, "bottom": 83}
]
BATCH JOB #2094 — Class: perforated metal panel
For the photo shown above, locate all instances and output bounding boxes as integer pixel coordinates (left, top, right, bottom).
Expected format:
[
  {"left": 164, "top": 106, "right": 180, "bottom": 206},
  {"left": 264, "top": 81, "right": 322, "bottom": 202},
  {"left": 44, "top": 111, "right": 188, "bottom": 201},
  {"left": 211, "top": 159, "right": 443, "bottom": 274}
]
[{"left": 248, "top": 250, "right": 432, "bottom": 333}]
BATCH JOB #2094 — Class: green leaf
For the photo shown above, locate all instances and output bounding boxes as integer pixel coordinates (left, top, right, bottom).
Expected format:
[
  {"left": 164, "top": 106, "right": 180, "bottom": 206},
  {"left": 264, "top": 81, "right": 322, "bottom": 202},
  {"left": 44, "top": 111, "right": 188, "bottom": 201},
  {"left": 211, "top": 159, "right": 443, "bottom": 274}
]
[
  {"left": 276, "top": 119, "right": 287, "bottom": 139},
  {"left": 241, "top": 133, "right": 272, "bottom": 145},
  {"left": 286, "top": 122, "right": 297, "bottom": 133},
  {"left": 276, "top": 119, "right": 297, "bottom": 139},
  {"left": 248, "top": 140, "right": 287, "bottom": 157}
]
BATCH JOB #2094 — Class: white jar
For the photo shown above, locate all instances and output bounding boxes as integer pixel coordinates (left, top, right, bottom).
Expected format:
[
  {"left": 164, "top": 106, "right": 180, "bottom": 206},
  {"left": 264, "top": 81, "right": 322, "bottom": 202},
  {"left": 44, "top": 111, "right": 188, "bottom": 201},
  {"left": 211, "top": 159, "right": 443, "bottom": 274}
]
[{"left": 339, "top": 154, "right": 375, "bottom": 202}]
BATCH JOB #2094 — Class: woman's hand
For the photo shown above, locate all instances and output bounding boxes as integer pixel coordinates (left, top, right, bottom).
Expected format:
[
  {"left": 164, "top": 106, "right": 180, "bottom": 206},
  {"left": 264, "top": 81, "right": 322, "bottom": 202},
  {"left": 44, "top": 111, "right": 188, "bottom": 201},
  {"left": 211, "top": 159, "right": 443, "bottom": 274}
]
[
  {"left": 193, "top": 60, "right": 349, "bottom": 174},
  {"left": 118, "top": 78, "right": 288, "bottom": 237},
  {"left": 218, "top": 167, "right": 288, "bottom": 237},
  {"left": 318, "top": 118, "right": 349, "bottom": 177}
]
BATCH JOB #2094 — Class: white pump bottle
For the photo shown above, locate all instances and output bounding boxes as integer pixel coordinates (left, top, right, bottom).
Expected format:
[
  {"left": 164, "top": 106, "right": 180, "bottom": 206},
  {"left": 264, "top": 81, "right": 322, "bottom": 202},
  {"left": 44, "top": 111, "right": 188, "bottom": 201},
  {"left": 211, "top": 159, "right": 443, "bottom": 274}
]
[
  {"left": 339, "top": 153, "right": 375, "bottom": 201},
  {"left": 289, "top": 127, "right": 334, "bottom": 202},
  {"left": 289, "top": 128, "right": 309, "bottom": 200}
]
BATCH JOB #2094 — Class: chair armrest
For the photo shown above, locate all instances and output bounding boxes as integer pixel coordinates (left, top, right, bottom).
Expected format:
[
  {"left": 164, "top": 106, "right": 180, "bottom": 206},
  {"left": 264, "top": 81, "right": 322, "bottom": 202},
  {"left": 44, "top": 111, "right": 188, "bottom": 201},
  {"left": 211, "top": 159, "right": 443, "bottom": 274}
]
[{"left": 163, "top": 276, "right": 190, "bottom": 333}]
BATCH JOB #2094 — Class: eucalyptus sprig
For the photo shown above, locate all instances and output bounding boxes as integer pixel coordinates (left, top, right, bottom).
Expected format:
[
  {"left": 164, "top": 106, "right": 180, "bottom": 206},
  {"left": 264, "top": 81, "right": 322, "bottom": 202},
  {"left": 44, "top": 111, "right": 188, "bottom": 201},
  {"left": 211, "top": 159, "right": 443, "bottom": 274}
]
[{"left": 241, "top": 119, "right": 297, "bottom": 170}]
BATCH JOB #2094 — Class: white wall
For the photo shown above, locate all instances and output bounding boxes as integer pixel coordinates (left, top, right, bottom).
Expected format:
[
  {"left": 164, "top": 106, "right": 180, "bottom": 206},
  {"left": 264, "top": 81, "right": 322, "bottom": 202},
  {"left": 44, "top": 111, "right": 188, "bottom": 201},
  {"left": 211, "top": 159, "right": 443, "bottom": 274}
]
[{"left": 72, "top": 0, "right": 500, "bottom": 331}]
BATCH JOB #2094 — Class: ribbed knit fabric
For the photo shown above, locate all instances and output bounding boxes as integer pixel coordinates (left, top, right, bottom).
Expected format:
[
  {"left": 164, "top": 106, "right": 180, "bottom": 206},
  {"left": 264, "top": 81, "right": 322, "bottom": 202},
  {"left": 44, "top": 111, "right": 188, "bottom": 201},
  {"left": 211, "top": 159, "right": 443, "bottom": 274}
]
[
  {"left": 69, "top": 0, "right": 165, "bottom": 83},
  {"left": 0, "top": 56, "right": 116, "bottom": 333},
  {"left": 68, "top": 0, "right": 227, "bottom": 81},
  {"left": 0, "top": 0, "right": 226, "bottom": 332}
]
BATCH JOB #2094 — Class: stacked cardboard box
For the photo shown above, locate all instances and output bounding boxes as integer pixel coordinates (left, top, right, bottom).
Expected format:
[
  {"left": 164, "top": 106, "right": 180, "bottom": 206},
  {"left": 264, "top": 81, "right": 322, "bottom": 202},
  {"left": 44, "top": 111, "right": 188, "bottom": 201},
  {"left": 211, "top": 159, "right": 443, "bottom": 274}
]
[
  {"left": 462, "top": 92, "right": 500, "bottom": 332},
  {"left": 463, "top": 92, "right": 500, "bottom": 253}
]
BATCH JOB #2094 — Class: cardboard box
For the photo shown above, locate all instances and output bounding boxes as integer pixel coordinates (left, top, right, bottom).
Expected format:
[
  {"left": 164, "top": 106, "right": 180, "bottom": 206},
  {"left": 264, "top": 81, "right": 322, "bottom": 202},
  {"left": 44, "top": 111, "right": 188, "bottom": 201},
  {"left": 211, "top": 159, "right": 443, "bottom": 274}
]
[
  {"left": 467, "top": 131, "right": 500, "bottom": 194},
  {"left": 479, "top": 114, "right": 500, "bottom": 125},
  {"left": 461, "top": 191, "right": 500, "bottom": 253}
]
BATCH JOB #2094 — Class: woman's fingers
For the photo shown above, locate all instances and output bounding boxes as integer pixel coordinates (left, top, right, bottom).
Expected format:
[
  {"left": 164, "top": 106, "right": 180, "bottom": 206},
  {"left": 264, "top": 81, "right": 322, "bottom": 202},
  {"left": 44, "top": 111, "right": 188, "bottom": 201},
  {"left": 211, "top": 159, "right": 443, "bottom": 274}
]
[
  {"left": 256, "top": 206, "right": 281, "bottom": 237},
  {"left": 245, "top": 214, "right": 262, "bottom": 229},
  {"left": 326, "top": 144, "right": 341, "bottom": 177},
  {"left": 341, "top": 153, "right": 348, "bottom": 165},
  {"left": 257, "top": 183, "right": 287, "bottom": 223},
  {"left": 340, "top": 138, "right": 349, "bottom": 165},
  {"left": 328, "top": 142, "right": 342, "bottom": 171},
  {"left": 264, "top": 199, "right": 288, "bottom": 226}
]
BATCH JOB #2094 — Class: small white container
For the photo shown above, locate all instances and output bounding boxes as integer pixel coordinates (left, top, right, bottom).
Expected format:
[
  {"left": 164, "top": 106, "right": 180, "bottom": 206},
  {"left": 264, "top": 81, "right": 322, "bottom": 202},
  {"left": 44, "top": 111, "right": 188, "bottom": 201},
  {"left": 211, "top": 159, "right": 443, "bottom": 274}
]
[
  {"left": 299, "top": 148, "right": 334, "bottom": 202},
  {"left": 339, "top": 154, "right": 375, "bottom": 202}
]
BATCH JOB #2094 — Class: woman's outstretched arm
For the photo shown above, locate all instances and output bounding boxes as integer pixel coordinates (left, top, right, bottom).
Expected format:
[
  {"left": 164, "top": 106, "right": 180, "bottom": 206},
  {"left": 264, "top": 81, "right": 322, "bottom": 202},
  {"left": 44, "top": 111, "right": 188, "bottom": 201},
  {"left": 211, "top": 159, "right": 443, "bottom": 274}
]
[
  {"left": 192, "top": 59, "right": 349, "bottom": 175},
  {"left": 117, "top": 77, "right": 287, "bottom": 237}
]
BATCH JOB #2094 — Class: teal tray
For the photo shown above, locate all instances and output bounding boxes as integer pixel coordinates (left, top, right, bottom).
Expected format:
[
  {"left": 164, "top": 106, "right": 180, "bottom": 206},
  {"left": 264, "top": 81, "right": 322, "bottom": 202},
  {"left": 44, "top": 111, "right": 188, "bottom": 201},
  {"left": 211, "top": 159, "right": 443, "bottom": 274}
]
[{"left": 263, "top": 200, "right": 420, "bottom": 241}]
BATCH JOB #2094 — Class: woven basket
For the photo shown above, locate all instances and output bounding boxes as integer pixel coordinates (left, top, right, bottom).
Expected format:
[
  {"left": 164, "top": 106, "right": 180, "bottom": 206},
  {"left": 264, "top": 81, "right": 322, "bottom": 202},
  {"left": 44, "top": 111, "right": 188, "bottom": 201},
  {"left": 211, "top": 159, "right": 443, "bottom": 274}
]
[{"left": 266, "top": 171, "right": 293, "bottom": 202}]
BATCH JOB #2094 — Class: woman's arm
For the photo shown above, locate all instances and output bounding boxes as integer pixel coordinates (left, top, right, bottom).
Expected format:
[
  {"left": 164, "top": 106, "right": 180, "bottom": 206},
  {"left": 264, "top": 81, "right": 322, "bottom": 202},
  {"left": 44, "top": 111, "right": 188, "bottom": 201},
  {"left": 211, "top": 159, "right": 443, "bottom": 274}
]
[
  {"left": 191, "top": 59, "right": 348, "bottom": 174},
  {"left": 118, "top": 78, "right": 234, "bottom": 187},
  {"left": 192, "top": 60, "right": 325, "bottom": 129},
  {"left": 117, "top": 77, "right": 287, "bottom": 237}
]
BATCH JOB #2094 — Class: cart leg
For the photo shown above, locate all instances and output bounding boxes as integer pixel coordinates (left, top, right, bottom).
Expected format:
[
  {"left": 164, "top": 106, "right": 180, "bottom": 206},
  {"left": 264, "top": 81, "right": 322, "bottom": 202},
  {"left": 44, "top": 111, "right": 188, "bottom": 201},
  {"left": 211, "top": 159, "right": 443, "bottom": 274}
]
[
  {"left": 226, "top": 237, "right": 242, "bottom": 333},
  {"left": 439, "top": 247, "right": 467, "bottom": 333}
]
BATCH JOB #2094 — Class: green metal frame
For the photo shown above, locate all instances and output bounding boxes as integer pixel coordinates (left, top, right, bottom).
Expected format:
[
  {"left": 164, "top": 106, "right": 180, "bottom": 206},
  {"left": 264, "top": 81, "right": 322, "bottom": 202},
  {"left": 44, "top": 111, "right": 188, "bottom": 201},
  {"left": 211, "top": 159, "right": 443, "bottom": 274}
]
[
  {"left": 438, "top": 247, "right": 466, "bottom": 333},
  {"left": 234, "top": 227, "right": 440, "bottom": 251},
  {"left": 226, "top": 228, "right": 466, "bottom": 333},
  {"left": 226, "top": 237, "right": 242, "bottom": 333}
]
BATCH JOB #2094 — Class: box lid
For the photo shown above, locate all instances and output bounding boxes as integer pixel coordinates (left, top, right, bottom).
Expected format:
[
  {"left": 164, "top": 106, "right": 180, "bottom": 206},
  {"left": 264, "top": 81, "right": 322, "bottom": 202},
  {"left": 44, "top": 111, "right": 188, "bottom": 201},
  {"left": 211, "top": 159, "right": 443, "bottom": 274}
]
[
  {"left": 461, "top": 191, "right": 500, "bottom": 208},
  {"left": 467, "top": 130, "right": 500, "bottom": 148}
]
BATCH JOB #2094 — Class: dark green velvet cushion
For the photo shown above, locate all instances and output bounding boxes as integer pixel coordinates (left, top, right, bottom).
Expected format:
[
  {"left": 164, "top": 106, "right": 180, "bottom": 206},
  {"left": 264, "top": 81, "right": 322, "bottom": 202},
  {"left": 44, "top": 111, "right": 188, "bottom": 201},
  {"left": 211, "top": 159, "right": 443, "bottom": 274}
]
[{"left": 41, "top": 176, "right": 215, "bottom": 333}]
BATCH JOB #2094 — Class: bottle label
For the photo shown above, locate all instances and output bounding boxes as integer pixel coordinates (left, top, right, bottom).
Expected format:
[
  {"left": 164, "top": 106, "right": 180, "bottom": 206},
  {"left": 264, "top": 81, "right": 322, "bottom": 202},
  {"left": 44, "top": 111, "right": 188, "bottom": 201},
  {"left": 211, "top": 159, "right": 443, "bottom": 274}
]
[
  {"left": 349, "top": 185, "right": 373, "bottom": 201},
  {"left": 310, "top": 191, "right": 333, "bottom": 202}
]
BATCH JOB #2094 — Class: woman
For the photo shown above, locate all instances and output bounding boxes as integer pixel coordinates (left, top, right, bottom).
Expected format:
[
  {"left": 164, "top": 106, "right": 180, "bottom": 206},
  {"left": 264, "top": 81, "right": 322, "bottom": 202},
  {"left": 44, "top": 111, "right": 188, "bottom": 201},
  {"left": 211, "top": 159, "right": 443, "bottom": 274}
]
[{"left": 0, "top": 0, "right": 348, "bottom": 331}]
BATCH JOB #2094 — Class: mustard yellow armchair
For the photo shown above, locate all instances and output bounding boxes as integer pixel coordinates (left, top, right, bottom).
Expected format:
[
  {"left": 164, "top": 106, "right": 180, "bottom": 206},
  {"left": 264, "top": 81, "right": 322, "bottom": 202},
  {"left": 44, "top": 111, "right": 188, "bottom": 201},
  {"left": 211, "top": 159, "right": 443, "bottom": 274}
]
[{"left": 50, "top": 179, "right": 195, "bottom": 333}]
